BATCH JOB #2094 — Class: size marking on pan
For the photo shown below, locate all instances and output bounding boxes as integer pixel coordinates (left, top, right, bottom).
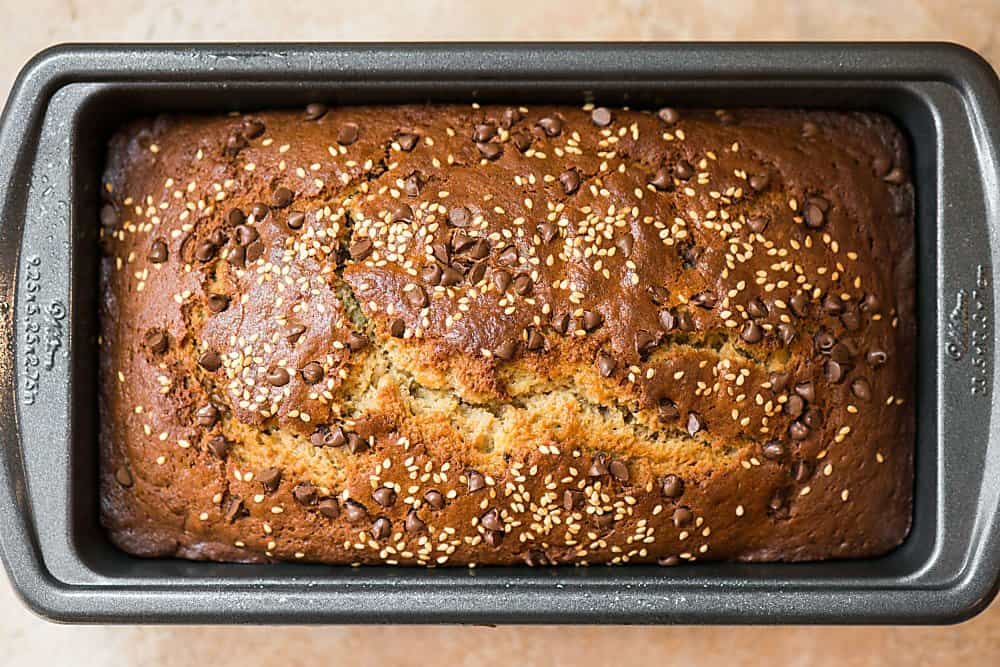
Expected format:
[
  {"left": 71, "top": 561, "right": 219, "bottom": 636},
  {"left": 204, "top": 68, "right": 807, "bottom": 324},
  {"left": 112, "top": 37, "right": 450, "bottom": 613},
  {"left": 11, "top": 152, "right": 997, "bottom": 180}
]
[
  {"left": 945, "top": 264, "right": 991, "bottom": 396},
  {"left": 20, "top": 254, "right": 66, "bottom": 407}
]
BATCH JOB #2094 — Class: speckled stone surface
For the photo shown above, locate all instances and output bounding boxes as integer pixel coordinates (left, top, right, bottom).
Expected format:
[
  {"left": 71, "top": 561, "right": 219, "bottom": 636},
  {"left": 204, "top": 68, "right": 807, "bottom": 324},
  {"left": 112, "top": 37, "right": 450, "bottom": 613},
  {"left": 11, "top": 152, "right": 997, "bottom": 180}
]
[{"left": 1, "top": 0, "right": 999, "bottom": 663}]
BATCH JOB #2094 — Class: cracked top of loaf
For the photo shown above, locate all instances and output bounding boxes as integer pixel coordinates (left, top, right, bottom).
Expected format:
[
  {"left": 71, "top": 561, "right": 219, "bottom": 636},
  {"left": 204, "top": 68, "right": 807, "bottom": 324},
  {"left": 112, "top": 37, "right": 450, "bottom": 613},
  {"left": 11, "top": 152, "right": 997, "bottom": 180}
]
[{"left": 99, "top": 103, "right": 914, "bottom": 566}]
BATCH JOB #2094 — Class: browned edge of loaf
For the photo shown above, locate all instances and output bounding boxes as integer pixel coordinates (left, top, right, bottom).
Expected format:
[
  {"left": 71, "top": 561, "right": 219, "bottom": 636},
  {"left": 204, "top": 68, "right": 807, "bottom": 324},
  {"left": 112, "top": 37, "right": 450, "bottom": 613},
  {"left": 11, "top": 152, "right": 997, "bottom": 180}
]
[{"left": 98, "top": 104, "right": 915, "bottom": 567}]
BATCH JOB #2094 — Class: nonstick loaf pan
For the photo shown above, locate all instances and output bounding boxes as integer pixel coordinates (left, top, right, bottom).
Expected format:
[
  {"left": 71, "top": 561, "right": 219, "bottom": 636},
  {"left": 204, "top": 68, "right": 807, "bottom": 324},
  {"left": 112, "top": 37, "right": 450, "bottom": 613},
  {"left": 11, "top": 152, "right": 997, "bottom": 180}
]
[{"left": 0, "top": 42, "right": 998, "bottom": 625}]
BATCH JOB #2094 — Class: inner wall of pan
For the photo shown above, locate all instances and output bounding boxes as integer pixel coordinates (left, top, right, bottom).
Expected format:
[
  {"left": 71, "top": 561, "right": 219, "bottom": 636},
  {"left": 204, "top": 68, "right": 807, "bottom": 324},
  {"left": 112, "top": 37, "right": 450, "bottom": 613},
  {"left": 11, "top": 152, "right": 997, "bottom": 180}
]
[{"left": 69, "top": 82, "right": 934, "bottom": 582}]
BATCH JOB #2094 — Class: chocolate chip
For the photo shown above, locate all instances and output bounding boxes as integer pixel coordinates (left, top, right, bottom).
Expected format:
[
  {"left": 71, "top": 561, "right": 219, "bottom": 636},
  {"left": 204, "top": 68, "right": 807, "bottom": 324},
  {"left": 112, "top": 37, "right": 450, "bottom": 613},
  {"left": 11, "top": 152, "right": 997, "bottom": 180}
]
[
  {"left": 372, "top": 487, "right": 397, "bottom": 508},
  {"left": 391, "top": 203, "right": 413, "bottom": 223},
  {"left": 524, "top": 327, "right": 545, "bottom": 352},
  {"left": 115, "top": 465, "right": 133, "bottom": 487},
  {"left": 344, "top": 500, "right": 368, "bottom": 523},
  {"left": 512, "top": 274, "right": 533, "bottom": 296},
  {"left": 814, "top": 330, "right": 836, "bottom": 353},
  {"left": 439, "top": 265, "right": 463, "bottom": 286},
  {"left": 286, "top": 211, "right": 305, "bottom": 230},
  {"left": 747, "top": 217, "right": 768, "bottom": 233},
  {"left": 404, "top": 285, "right": 428, "bottom": 309},
  {"left": 424, "top": 489, "right": 445, "bottom": 510},
  {"left": 550, "top": 311, "right": 570, "bottom": 335},
  {"left": 251, "top": 203, "right": 270, "bottom": 220},
  {"left": 525, "top": 550, "right": 550, "bottom": 566},
  {"left": 467, "top": 260, "right": 487, "bottom": 284},
  {"left": 484, "top": 529, "right": 505, "bottom": 548},
  {"left": 537, "top": 222, "right": 559, "bottom": 243},
  {"left": 802, "top": 408, "right": 823, "bottom": 428},
  {"left": 563, "top": 489, "right": 584, "bottom": 511},
  {"left": 590, "top": 351, "right": 614, "bottom": 377},
  {"left": 337, "top": 122, "right": 360, "bottom": 145},
  {"left": 404, "top": 173, "right": 423, "bottom": 197},
  {"left": 347, "top": 432, "right": 368, "bottom": 454},
  {"left": 789, "top": 421, "right": 810, "bottom": 440},
  {"left": 633, "top": 330, "right": 656, "bottom": 357},
  {"left": 206, "top": 293, "right": 230, "bottom": 314},
  {"left": 242, "top": 118, "right": 265, "bottom": 139},
  {"left": 267, "top": 367, "right": 290, "bottom": 387},
  {"left": 823, "top": 294, "right": 844, "bottom": 315},
  {"left": 389, "top": 318, "right": 406, "bottom": 338},
  {"left": 804, "top": 202, "right": 826, "bottom": 229},
  {"left": 661, "top": 474, "right": 684, "bottom": 499},
  {"left": 145, "top": 329, "right": 169, "bottom": 354},
  {"left": 311, "top": 424, "right": 345, "bottom": 448},
  {"left": 498, "top": 247, "right": 519, "bottom": 266},
  {"left": 740, "top": 321, "right": 763, "bottom": 344},
  {"left": 196, "top": 404, "right": 220, "bottom": 427},
  {"left": 658, "top": 555, "right": 681, "bottom": 567},
  {"left": 851, "top": 378, "right": 872, "bottom": 401},
  {"left": 616, "top": 234, "right": 634, "bottom": 258},
  {"left": 194, "top": 240, "right": 216, "bottom": 263},
  {"left": 784, "top": 394, "right": 805, "bottom": 418},
  {"left": 293, "top": 482, "right": 317, "bottom": 506},
  {"left": 299, "top": 361, "right": 324, "bottom": 385},
  {"left": 480, "top": 508, "right": 503, "bottom": 532},
  {"left": 609, "top": 460, "right": 629, "bottom": 483},
  {"left": 595, "top": 512, "right": 615, "bottom": 529},
  {"left": 841, "top": 309, "right": 860, "bottom": 331},
  {"left": 867, "top": 349, "right": 888, "bottom": 367},
  {"left": 198, "top": 350, "right": 222, "bottom": 372},
  {"left": 559, "top": 169, "right": 580, "bottom": 195},
  {"left": 225, "top": 497, "right": 245, "bottom": 523},
  {"left": 748, "top": 173, "right": 771, "bottom": 192},
  {"left": 582, "top": 310, "right": 603, "bottom": 332},
  {"left": 790, "top": 292, "right": 810, "bottom": 318},
  {"left": 590, "top": 106, "right": 613, "bottom": 127},
  {"left": 208, "top": 435, "right": 230, "bottom": 459},
  {"left": 825, "top": 359, "right": 847, "bottom": 383},
  {"left": 432, "top": 242, "right": 451, "bottom": 265},
  {"left": 371, "top": 517, "right": 392, "bottom": 540},
  {"left": 537, "top": 116, "right": 563, "bottom": 137},
  {"left": 466, "top": 239, "right": 491, "bottom": 260},
  {"left": 347, "top": 332, "right": 368, "bottom": 352},
  {"left": 588, "top": 453, "right": 609, "bottom": 477},
  {"left": 494, "top": 340, "right": 517, "bottom": 361},
  {"left": 792, "top": 460, "right": 814, "bottom": 483},
  {"left": 225, "top": 132, "right": 248, "bottom": 155},
  {"left": 304, "top": 103, "right": 328, "bottom": 120},
  {"left": 235, "top": 224, "right": 259, "bottom": 246},
  {"left": 657, "top": 107, "right": 680, "bottom": 125},
  {"left": 272, "top": 187, "right": 294, "bottom": 209},
  {"left": 649, "top": 286, "right": 670, "bottom": 306},
  {"left": 763, "top": 441, "right": 786, "bottom": 460},
  {"left": 768, "top": 489, "right": 789, "bottom": 513},
  {"left": 794, "top": 382, "right": 815, "bottom": 402},
  {"left": 686, "top": 412, "right": 704, "bottom": 436},
  {"left": 690, "top": 291, "right": 716, "bottom": 309},
  {"left": 396, "top": 132, "right": 419, "bottom": 151},
  {"left": 500, "top": 108, "right": 522, "bottom": 129},
  {"left": 319, "top": 498, "right": 340, "bottom": 518},
  {"left": 421, "top": 264, "right": 443, "bottom": 285},
  {"left": 477, "top": 142, "right": 503, "bottom": 160},
  {"left": 258, "top": 467, "right": 281, "bottom": 492},
  {"left": 657, "top": 398, "right": 679, "bottom": 421},
  {"left": 286, "top": 324, "right": 307, "bottom": 344},
  {"left": 467, "top": 470, "right": 486, "bottom": 493},
  {"left": 745, "top": 298, "right": 768, "bottom": 319},
  {"left": 349, "top": 238, "right": 374, "bottom": 260},
  {"left": 448, "top": 206, "right": 471, "bottom": 228},
  {"left": 148, "top": 239, "right": 169, "bottom": 264},
  {"left": 672, "top": 506, "right": 694, "bottom": 528},
  {"left": 777, "top": 323, "right": 796, "bottom": 345},
  {"left": 802, "top": 121, "right": 819, "bottom": 137},
  {"left": 402, "top": 510, "right": 425, "bottom": 534},
  {"left": 674, "top": 160, "right": 694, "bottom": 180},
  {"left": 473, "top": 123, "right": 496, "bottom": 143},
  {"left": 883, "top": 167, "right": 906, "bottom": 185},
  {"left": 512, "top": 129, "right": 533, "bottom": 152},
  {"left": 649, "top": 168, "right": 673, "bottom": 191},
  {"left": 658, "top": 309, "right": 677, "bottom": 331}
]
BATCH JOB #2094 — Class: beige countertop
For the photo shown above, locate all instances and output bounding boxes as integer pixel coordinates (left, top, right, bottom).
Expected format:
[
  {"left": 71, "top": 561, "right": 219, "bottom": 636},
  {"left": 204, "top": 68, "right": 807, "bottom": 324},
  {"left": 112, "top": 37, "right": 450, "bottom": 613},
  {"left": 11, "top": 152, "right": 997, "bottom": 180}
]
[{"left": 1, "top": 1, "right": 998, "bottom": 664}]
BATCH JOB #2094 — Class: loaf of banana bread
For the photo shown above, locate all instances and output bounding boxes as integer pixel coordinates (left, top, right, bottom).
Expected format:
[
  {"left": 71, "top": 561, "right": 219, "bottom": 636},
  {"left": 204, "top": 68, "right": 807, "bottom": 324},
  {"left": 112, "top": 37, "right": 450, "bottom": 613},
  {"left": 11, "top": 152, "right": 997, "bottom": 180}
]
[{"left": 99, "top": 103, "right": 915, "bottom": 566}]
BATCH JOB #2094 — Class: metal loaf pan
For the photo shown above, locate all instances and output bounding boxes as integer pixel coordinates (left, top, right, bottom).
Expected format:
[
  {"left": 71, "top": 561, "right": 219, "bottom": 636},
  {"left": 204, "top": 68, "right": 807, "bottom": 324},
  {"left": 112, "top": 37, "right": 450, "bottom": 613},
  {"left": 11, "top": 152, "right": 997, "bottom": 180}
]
[{"left": 0, "top": 43, "right": 998, "bottom": 625}]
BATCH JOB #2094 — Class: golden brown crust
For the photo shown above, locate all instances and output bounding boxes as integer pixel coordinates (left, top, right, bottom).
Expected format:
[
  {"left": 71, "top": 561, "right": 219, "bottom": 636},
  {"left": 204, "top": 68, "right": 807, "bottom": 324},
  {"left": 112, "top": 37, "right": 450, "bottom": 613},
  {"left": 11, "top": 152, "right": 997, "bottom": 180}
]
[{"left": 100, "top": 104, "right": 914, "bottom": 566}]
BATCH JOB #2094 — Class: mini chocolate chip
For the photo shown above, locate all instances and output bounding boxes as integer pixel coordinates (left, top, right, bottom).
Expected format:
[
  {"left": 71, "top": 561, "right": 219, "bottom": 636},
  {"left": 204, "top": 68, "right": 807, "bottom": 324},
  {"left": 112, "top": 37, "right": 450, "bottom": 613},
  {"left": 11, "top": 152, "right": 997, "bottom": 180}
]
[
  {"left": 389, "top": 318, "right": 406, "bottom": 338},
  {"left": 537, "top": 116, "right": 563, "bottom": 137},
  {"left": 484, "top": 529, "right": 505, "bottom": 548},
  {"left": 300, "top": 361, "right": 324, "bottom": 385},
  {"left": 207, "top": 293, "right": 230, "bottom": 314},
  {"left": 674, "top": 160, "right": 694, "bottom": 180},
  {"left": 304, "top": 103, "right": 328, "bottom": 120},
  {"left": 582, "top": 310, "right": 603, "bottom": 332},
  {"left": 690, "top": 291, "right": 716, "bottom": 309},
  {"left": 563, "top": 489, "right": 585, "bottom": 511},
  {"left": 588, "top": 453, "right": 609, "bottom": 477},
  {"left": 293, "top": 482, "right": 317, "bottom": 506},
  {"left": 867, "top": 349, "right": 888, "bottom": 367},
  {"left": 242, "top": 118, "right": 265, "bottom": 139},
  {"left": 404, "top": 510, "right": 426, "bottom": 534},
  {"left": 480, "top": 508, "right": 503, "bottom": 532},
  {"left": 661, "top": 474, "right": 684, "bottom": 499},
  {"left": 346, "top": 332, "right": 368, "bottom": 352},
  {"left": 686, "top": 412, "right": 704, "bottom": 436},
  {"left": 512, "top": 274, "right": 533, "bottom": 296},
  {"left": 208, "top": 435, "right": 231, "bottom": 459},
  {"left": 649, "top": 168, "right": 673, "bottom": 191},
  {"left": 851, "top": 378, "right": 872, "bottom": 401},
  {"left": 649, "top": 285, "right": 670, "bottom": 306},
  {"left": 883, "top": 167, "right": 906, "bottom": 185},
  {"left": 794, "top": 381, "right": 815, "bottom": 402},
  {"left": 591, "top": 106, "right": 613, "bottom": 127},
  {"left": 616, "top": 234, "right": 634, "bottom": 258},
  {"left": 272, "top": 187, "right": 294, "bottom": 209},
  {"left": 784, "top": 394, "right": 805, "bottom": 418},
  {"left": 804, "top": 203, "right": 826, "bottom": 228},
  {"left": 391, "top": 203, "right": 413, "bottom": 223},
  {"left": 145, "top": 330, "right": 169, "bottom": 354},
  {"left": 494, "top": 340, "right": 518, "bottom": 361},
  {"left": 559, "top": 169, "right": 580, "bottom": 195},
  {"left": 524, "top": 327, "right": 545, "bottom": 352},
  {"left": 258, "top": 467, "right": 281, "bottom": 492},
  {"left": 673, "top": 506, "right": 694, "bottom": 527},
  {"left": 777, "top": 323, "right": 797, "bottom": 345},
  {"left": 344, "top": 500, "right": 368, "bottom": 523},
  {"left": 763, "top": 441, "right": 786, "bottom": 460},
  {"left": 792, "top": 460, "right": 814, "bottom": 483},
  {"left": 404, "top": 173, "right": 423, "bottom": 197},
  {"left": 198, "top": 350, "right": 222, "bottom": 372},
  {"left": 740, "top": 321, "right": 763, "bottom": 344},
  {"left": 825, "top": 359, "right": 847, "bottom": 383},
  {"left": 477, "top": 142, "right": 503, "bottom": 160},
  {"left": 349, "top": 238, "right": 374, "bottom": 260},
  {"left": 373, "top": 487, "right": 397, "bottom": 508},
  {"left": 789, "top": 421, "right": 810, "bottom": 440},
  {"left": 467, "top": 470, "right": 486, "bottom": 493},
  {"left": 319, "top": 498, "right": 340, "bottom": 518},
  {"left": 424, "top": 489, "right": 445, "bottom": 510},
  {"left": 448, "top": 206, "right": 471, "bottom": 228},
  {"left": 148, "top": 239, "right": 169, "bottom": 263},
  {"left": 609, "top": 460, "right": 629, "bottom": 483},
  {"left": 659, "top": 309, "right": 677, "bottom": 331},
  {"left": 286, "top": 211, "right": 305, "bottom": 230},
  {"left": 597, "top": 351, "right": 616, "bottom": 377},
  {"left": 115, "top": 465, "right": 133, "bottom": 487},
  {"left": 371, "top": 517, "right": 392, "bottom": 540},
  {"left": 337, "top": 122, "right": 360, "bottom": 145},
  {"left": 194, "top": 240, "right": 216, "bottom": 263},
  {"left": 789, "top": 292, "right": 810, "bottom": 318},
  {"left": 657, "top": 107, "right": 680, "bottom": 125},
  {"left": 225, "top": 498, "right": 245, "bottom": 523},
  {"left": 397, "top": 132, "right": 419, "bottom": 151},
  {"left": 473, "top": 123, "right": 497, "bottom": 143},
  {"left": 196, "top": 404, "right": 220, "bottom": 427},
  {"left": 657, "top": 398, "right": 679, "bottom": 421},
  {"left": 233, "top": 224, "right": 258, "bottom": 247},
  {"left": 537, "top": 222, "right": 559, "bottom": 243},
  {"left": 267, "top": 367, "right": 290, "bottom": 387},
  {"left": 747, "top": 217, "right": 768, "bottom": 233},
  {"left": 512, "top": 129, "right": 533, "bottom": 152},
  {"left": 251, "top": 203, "right": 270, "bottom": 220},
  {"left": 749, "top": 172, "right": 771, "bottom": 192}
]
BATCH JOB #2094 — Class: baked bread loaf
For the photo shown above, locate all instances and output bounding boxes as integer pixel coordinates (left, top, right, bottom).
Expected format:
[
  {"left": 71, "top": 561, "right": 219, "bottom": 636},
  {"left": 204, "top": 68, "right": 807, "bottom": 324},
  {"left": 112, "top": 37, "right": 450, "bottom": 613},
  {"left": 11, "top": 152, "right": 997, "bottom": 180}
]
[{"left": 99, "top": 104, "right": 914, "bottom": 566}]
